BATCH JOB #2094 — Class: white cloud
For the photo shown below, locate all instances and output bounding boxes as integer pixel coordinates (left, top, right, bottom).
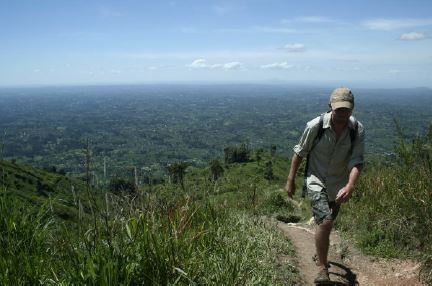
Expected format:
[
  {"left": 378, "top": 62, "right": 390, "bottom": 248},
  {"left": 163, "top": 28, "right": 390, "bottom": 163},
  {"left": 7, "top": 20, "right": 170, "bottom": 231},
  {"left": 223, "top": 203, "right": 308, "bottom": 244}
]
[
  {"left": 281, "top": 16, "right": 334, "bottom": 24},
  {"left": 187, "top": 59, "right": 243, "bottom": 70},
  {"left": 223, "top": 62, "right": 242, "bottom": 70},
  {"left": 215, "top": 26, "right": 298, "bottom": 34},
  {"left": 400, "top": 32, "right": 426, "bottom": 41},
  {"left": 283, "top": 43, "right": 305, "bottom": 52},
  {"left": 111, "top": 50, "right": 288, "bottom": 62},
  {"left": 110, "top": 48, "right": 431, "bottom": 68},
  {"left": 363, "top": 18, "right": 432, "bottom": 30},
  {"left": 254, "top": 26, "right": 298, "bottom": 33},
  {"left": 188, "top": 59, "right": 208, "bottom": 68},
  {"left": 261, "top": 62, "right": 294, "bottom": 70}
]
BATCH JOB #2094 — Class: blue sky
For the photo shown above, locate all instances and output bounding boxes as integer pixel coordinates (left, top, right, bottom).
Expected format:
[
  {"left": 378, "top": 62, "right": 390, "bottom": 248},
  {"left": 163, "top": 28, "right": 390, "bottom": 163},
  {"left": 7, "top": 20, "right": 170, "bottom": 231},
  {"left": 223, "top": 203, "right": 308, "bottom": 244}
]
[{"left": 1, "top": 0, "right": 431, "bottom": 87}]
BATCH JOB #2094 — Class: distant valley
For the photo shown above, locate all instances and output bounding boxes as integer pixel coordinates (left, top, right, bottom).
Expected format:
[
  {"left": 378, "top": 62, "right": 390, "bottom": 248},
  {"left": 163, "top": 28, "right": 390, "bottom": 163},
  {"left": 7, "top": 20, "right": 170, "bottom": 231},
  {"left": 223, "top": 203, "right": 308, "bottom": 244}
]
[{"left": 1, "top": 84, "right": 431, "bottom": 181}]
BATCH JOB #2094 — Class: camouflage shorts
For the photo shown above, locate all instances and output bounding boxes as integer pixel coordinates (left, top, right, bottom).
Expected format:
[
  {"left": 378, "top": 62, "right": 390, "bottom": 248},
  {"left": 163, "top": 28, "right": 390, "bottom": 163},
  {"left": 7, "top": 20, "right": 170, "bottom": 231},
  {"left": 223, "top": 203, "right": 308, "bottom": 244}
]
[{"left": 308, "top": 188, "right": 340, "bottom": 225}]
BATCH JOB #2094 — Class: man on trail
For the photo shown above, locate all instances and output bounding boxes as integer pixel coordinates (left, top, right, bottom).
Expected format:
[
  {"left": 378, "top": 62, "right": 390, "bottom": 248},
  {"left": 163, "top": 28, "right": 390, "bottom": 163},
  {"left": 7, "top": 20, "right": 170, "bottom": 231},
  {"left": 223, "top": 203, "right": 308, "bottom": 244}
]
[{"left": 285, "top": 87, "right": 364, "bottom": 283}]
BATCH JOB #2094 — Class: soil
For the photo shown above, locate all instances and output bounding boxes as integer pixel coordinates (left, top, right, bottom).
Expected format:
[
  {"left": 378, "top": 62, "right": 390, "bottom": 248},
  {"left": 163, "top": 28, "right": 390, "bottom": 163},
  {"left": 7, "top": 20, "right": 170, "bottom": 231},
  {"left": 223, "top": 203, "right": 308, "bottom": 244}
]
[{"left": 277, "top": 221, "right": 423, "bottom": 286}]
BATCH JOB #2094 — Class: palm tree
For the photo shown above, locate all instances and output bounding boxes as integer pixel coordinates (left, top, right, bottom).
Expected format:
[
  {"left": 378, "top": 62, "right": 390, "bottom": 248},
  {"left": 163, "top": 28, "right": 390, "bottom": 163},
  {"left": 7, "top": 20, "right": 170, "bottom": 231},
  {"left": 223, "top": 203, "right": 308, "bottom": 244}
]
[
  {"left": 210, "top": 159, "right": 224, "bottom": 181},
  {"left": 167, "top": 162, "right": 188, "bottom": 189}
]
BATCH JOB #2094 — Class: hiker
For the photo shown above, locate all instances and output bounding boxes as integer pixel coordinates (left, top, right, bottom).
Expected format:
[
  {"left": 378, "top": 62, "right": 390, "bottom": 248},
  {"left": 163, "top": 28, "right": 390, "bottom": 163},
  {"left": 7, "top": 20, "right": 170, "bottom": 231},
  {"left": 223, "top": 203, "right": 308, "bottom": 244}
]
[{"left": 284, "top": 87, "right": 364, "bottom": 283}]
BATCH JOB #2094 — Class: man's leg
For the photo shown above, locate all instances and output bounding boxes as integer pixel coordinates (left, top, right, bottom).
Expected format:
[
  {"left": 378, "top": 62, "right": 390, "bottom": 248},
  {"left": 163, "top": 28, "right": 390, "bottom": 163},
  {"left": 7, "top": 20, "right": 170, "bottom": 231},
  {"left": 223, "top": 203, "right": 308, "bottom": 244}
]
[
  {"left": 315, "top": 219, "right": 333, "bottom": 269},
  {"left": 308, "top": 189, "right": 339, "bottom": 282}
]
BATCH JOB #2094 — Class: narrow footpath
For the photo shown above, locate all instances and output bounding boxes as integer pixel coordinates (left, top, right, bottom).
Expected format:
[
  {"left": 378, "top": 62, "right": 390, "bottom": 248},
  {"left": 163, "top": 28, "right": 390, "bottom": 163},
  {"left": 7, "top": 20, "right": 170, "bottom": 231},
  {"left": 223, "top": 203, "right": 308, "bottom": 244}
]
[{"left": 277, "top": 221, "right": 422, "bottom": 286}]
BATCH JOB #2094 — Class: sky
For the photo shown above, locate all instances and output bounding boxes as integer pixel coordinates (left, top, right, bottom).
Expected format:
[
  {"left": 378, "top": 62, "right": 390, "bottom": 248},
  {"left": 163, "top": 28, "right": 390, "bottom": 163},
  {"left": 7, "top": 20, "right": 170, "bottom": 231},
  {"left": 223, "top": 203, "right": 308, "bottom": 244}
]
[{"left": 1, "top": 0, "right": 432, "bottom": 87}]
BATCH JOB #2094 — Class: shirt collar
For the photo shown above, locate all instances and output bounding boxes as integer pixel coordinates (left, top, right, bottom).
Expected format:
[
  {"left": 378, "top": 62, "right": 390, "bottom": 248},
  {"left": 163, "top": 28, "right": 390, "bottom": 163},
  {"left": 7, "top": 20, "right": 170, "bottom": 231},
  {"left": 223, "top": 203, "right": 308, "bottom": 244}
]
[
  {"left": 323, "top": 111, "right": 356, "bottom": 129},
  {"left": 323, "top": 111, "right": 332, "bottom": 129}
]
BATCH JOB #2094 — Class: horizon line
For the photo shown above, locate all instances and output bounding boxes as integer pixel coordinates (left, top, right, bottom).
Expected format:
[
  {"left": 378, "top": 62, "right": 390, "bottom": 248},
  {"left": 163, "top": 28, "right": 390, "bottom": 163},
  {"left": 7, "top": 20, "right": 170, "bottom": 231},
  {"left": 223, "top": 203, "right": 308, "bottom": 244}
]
[{"left": 0, "top": 80, "right": 431, "bottom": 90}]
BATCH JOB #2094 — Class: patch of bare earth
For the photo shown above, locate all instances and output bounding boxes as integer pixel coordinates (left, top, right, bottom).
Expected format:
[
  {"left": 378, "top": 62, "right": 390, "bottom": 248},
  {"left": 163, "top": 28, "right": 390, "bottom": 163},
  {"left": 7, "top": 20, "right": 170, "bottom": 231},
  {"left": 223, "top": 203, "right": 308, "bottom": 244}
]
[{"left": 277, "top": 221, "right": 423, "bottom": 286}]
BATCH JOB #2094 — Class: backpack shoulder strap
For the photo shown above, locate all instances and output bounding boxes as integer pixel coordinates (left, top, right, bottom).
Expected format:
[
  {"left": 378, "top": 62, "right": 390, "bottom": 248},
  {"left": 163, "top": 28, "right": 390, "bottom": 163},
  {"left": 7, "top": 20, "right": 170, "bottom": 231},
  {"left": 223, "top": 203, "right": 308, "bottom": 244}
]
[
  {"left": 317, "top": 113, "right": 325, "bottom": 141},
  {"left": 349, "top": 116, "right": 359, "bottom": 154}
]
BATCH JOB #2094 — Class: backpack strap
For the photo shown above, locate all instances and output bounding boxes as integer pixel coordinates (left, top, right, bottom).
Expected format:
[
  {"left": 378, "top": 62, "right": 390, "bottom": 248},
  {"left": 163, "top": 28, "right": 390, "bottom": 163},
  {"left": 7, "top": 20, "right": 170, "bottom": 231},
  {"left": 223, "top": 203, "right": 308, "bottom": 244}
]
[{"left": 349, "top": 117, "right": 359, "bottom": 154}]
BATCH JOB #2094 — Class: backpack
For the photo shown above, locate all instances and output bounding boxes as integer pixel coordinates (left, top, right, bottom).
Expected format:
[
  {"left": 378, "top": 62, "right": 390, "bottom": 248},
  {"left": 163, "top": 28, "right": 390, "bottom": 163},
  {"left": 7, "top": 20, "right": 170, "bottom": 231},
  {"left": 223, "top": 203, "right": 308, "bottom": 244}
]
[{"left": 301, "top": 112, "right": 359, "bottom": 197}]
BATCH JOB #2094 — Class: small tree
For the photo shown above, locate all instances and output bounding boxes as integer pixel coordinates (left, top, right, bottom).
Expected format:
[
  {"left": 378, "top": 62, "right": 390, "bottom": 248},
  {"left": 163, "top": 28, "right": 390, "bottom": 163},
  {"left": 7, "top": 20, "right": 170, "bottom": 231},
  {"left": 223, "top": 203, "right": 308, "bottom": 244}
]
[
  {"left": 210, "top": 159, "right": 224, "bottom": 181},
  {"left": 224, "top": 147, "right": 234, "bottom": 164},
  {"left": 264, "top": 160, "right": 274, "bottom": 180},
  {"left": 255, "top": 148, "right": 264, "bottom": 164},
  {"left": 270, "top": 144, "right": 277, "bottom": 158},
  {"left": 108, "top": 178, "right": 137, "bottom": 194},
  {"left": 224, "top": 144, "right": 251, "bottom": 164},
  {"left": 167, "top": 162, "right": 188, "bottom": 189}
]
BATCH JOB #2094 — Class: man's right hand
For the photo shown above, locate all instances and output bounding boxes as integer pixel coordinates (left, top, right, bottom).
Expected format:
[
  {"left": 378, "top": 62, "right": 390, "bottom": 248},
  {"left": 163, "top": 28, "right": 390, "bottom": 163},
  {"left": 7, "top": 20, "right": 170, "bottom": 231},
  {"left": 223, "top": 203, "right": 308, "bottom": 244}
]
[{"left": 285, "top": 180, "right": 295, "bottom": 198}]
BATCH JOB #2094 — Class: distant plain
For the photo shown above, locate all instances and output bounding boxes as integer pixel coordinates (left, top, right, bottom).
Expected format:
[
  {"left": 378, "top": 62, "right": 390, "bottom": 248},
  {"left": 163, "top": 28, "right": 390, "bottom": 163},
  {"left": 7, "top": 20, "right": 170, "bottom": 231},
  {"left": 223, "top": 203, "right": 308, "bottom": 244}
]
[{"left": 1, "top": 84, "right": 431, "bottom": 179}]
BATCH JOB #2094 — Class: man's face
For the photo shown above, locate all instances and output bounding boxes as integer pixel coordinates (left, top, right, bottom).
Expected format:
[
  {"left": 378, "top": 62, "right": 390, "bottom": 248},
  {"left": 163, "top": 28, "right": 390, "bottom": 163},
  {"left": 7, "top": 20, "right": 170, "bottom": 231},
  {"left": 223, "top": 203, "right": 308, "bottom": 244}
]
[{"left": 331, "top": 107, "right": 352, "bottom": 125}]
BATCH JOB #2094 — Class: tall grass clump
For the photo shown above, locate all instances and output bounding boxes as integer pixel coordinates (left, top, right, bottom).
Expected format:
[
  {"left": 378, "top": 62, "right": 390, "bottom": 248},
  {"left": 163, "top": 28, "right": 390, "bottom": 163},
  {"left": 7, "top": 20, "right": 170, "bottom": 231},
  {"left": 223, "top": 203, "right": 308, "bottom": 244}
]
[
  {"left": 0, "top": 182, "right": 300, "bottom": 285},
  {"left": 55, "top": 189, "right": 299, "bottom": 285},
  {"left": 338, "top": 123, "right": 432, "bottom": 284},
  {"left": 0, "top": 193, "right": 54, "bottom": 285}
]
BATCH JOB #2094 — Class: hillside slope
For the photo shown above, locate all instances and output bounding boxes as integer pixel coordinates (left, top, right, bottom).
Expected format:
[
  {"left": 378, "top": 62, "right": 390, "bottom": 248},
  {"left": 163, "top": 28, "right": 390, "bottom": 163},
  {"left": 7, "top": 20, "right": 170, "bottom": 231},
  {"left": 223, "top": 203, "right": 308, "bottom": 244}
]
[{"left": 0, "top": 160, "right": 88, "bottom": 221}]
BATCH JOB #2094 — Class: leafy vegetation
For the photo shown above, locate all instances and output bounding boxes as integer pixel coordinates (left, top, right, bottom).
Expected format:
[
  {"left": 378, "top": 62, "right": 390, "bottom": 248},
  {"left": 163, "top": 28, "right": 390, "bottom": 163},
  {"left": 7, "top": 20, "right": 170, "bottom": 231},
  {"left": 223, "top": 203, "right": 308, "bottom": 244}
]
[
  {"left": 224, "top": 144, "right": 251, "bottom": 164},
  {"left": 0, "top": 150, "right": 302, "bottom": 285},
  {"left": 337, "top": 123, "right": 432, "bottom": 284}
]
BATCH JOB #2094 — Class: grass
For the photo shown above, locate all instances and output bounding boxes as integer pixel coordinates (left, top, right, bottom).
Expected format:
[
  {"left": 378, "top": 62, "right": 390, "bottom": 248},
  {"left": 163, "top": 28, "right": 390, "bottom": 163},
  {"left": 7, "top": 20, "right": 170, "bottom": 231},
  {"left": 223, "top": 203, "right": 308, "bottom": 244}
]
[
  {"left": 8, "top": 127, "right": 432, "bottom": 285},
  {"left": 3, "top": 109, "right": 432, "bottom": 284},
  {"left": 0, "top": 159, "right": 89, "bottom": 222},
  {"left": 336, "top": 124, "right": 432, "bottom": 284},
  {"left": 0, "top": 153, "right": 302, "bottom": 285}
]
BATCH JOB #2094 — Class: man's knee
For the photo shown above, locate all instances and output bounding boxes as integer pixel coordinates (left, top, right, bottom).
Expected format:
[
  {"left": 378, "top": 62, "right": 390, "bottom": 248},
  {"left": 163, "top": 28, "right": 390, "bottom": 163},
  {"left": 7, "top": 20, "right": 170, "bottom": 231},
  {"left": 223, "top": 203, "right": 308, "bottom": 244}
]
[{"left": 319, "top": 219, "right": 333, "bottom": 232}]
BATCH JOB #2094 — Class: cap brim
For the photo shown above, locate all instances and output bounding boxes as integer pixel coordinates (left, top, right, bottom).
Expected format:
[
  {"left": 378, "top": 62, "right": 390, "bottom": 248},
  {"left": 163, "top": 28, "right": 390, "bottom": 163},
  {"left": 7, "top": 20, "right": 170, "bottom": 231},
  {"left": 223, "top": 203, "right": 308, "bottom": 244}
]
[{"left": 331, "top": 101, "right": 353, "bottom": 110}]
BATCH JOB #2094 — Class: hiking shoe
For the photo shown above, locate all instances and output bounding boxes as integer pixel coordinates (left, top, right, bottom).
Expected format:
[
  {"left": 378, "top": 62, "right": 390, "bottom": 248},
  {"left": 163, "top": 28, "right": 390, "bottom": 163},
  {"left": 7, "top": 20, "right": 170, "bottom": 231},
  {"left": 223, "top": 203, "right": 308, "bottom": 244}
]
[{"left": 314, "top": 268, "right": 330, "bottom": 283}]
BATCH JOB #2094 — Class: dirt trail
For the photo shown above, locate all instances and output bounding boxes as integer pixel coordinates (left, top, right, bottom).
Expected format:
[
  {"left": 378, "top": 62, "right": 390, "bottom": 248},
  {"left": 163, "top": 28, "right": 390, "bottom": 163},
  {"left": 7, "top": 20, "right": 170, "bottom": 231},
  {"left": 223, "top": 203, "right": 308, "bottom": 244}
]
[{"left": 277, "top": 221, "right": 423, "bottom": 286}]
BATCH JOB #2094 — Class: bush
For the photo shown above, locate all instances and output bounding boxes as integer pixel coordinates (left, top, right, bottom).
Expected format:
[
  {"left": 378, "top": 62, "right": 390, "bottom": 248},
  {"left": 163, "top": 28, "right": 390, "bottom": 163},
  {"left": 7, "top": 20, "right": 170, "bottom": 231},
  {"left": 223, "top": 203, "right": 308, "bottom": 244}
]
[
  {"left": 108, "top": 178, "right": 137, "bottom": 194},
  {"left": 224, "top": 144, "right": 251, "bottom": 164}
]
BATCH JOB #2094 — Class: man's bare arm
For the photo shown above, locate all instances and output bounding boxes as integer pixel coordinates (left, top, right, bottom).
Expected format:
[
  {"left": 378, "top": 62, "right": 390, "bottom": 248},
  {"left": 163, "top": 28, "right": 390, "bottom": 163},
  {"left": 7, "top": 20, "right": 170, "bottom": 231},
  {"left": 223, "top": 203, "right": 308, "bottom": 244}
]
[
  {"left": 335, "top": 164, "right": 363, "bottom": 204},
  {"left": 285, "top": 153, "right": 303, "bottom": 198}
]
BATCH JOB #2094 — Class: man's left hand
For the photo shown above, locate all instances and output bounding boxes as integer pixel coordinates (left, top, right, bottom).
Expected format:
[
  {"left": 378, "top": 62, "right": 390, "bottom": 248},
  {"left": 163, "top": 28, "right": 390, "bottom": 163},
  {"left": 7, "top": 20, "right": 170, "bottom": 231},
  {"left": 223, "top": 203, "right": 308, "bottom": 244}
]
[{"left": 335, "top": 185, "right": 353, "bottom": 204}]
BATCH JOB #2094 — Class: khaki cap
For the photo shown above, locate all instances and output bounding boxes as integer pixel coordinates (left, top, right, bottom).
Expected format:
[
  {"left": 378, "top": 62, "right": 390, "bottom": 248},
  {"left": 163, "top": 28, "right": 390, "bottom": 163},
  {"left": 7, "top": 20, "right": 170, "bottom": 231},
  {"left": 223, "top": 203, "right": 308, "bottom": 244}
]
[{"left": 330, "top": 87, "right": 354, "bottom": 109}]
